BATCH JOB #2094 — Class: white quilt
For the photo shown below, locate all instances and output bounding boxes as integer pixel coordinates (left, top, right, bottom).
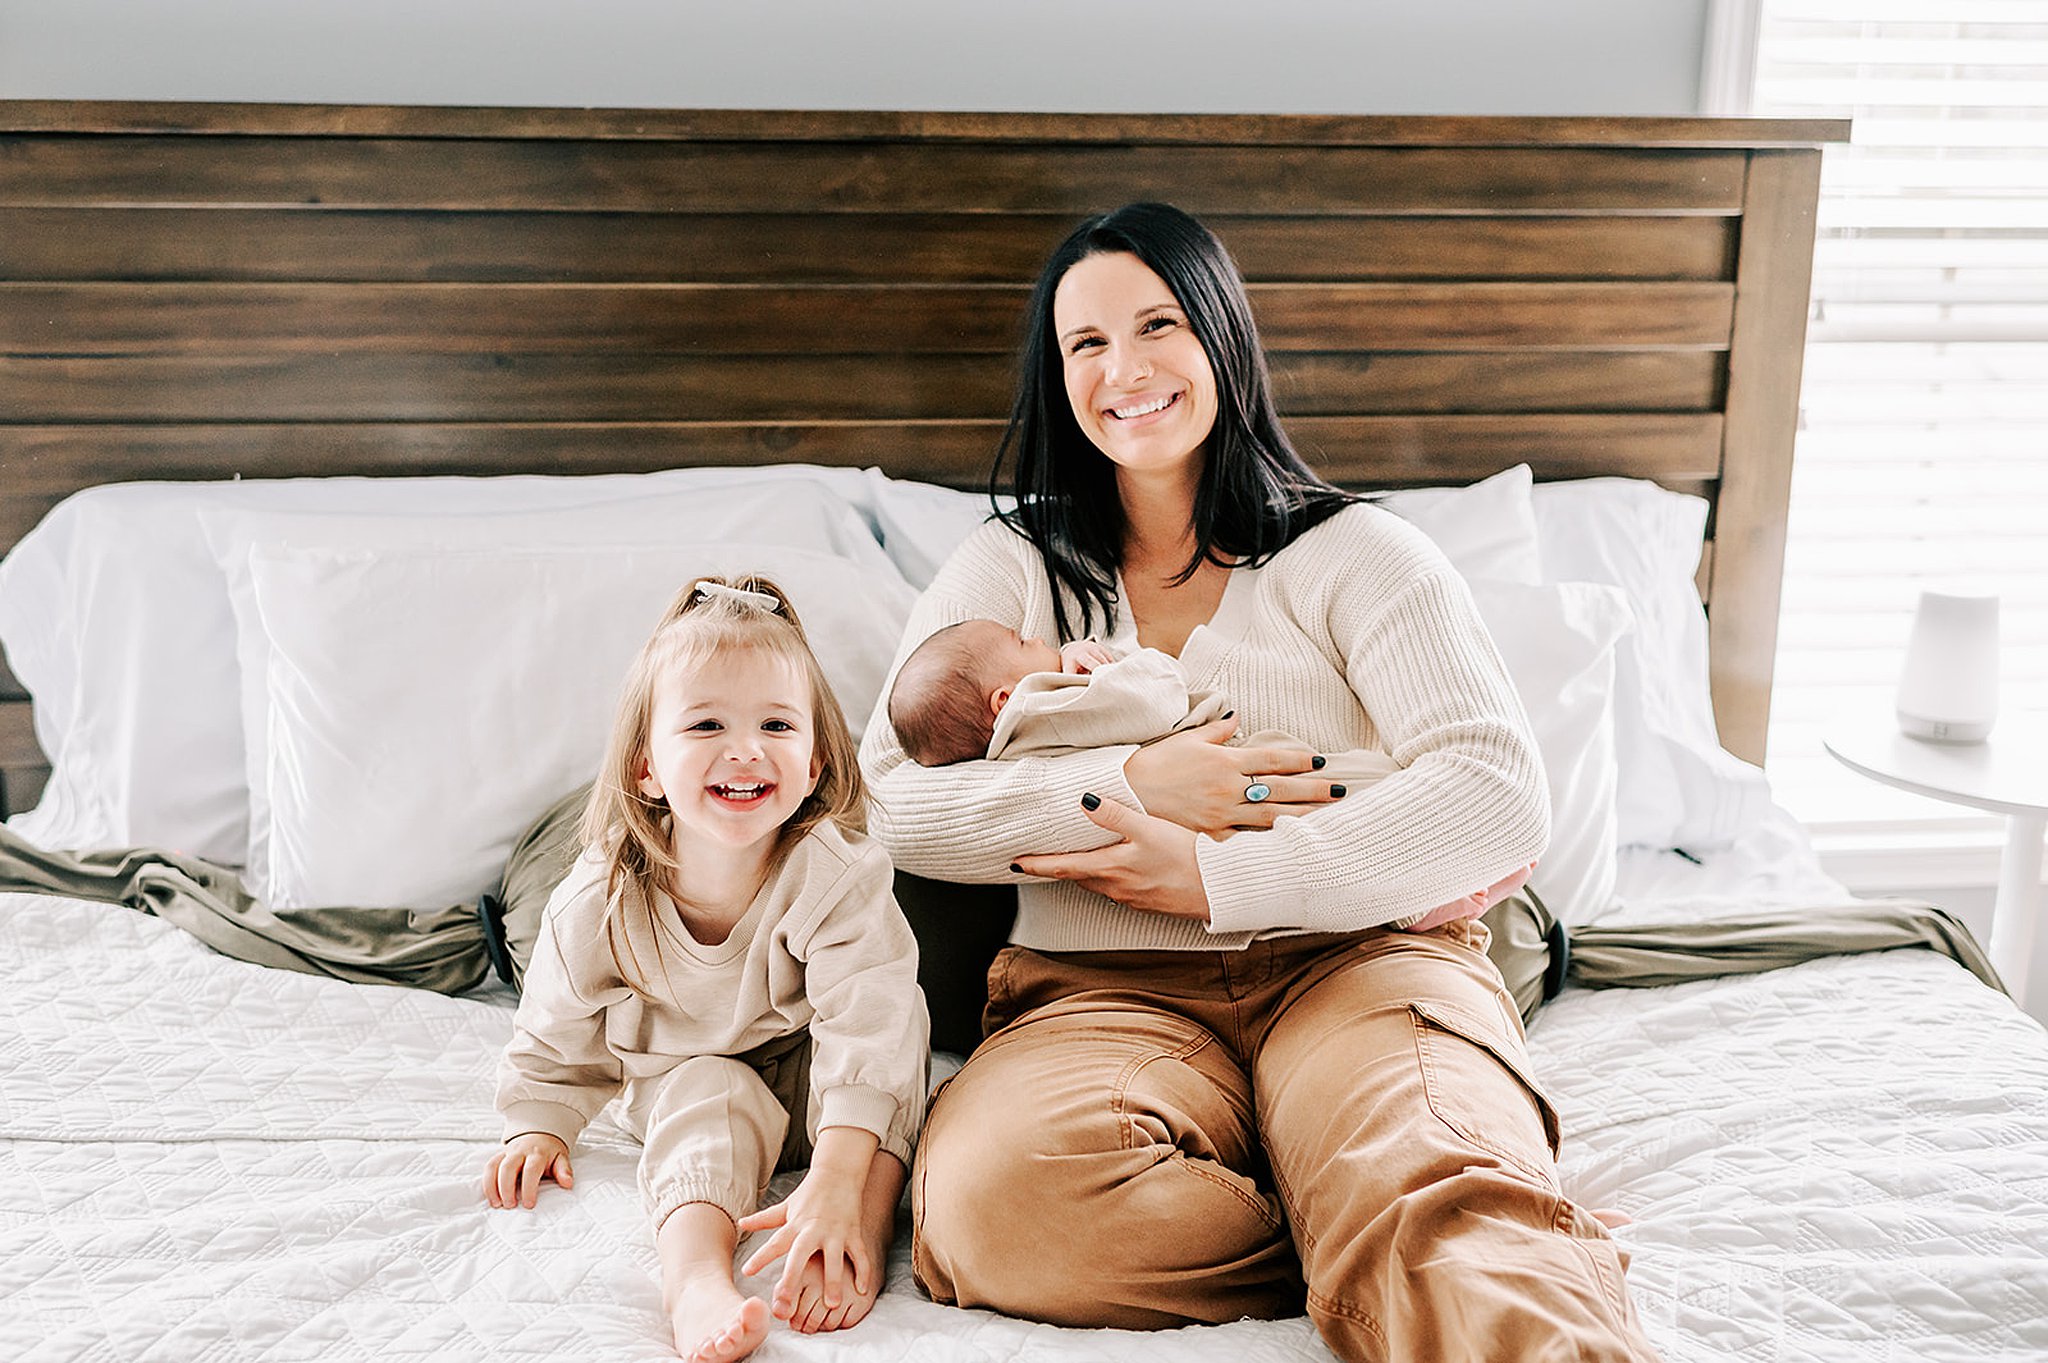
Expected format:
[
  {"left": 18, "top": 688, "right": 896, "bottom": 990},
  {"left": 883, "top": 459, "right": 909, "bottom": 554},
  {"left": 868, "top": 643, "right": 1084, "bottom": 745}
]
[{"left": 5, "top": 890, "right": 2046, "bottom": 1363}]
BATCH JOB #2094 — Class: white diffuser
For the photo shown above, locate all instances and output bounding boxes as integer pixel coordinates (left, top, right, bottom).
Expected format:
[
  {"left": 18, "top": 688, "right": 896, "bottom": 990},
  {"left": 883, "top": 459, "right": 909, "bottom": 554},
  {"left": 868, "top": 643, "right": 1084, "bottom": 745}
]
[{"left": 1895, "top": 587, "right": 2001, "bottom": 743}]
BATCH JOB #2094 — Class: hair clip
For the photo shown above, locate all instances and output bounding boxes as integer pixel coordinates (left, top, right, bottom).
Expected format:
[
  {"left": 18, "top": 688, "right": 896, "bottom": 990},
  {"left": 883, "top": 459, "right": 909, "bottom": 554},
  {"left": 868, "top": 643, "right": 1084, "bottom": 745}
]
[{"left": 693, "top": 581, "right": 784, "bottom": 613}]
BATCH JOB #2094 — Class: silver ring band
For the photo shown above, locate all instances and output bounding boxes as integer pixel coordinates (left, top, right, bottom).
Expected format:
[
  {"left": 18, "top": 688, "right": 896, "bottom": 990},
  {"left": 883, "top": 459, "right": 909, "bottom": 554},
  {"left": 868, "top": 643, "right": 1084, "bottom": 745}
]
[{"left": 1243, "top": 781, "right": 1272, "bottom": 803}]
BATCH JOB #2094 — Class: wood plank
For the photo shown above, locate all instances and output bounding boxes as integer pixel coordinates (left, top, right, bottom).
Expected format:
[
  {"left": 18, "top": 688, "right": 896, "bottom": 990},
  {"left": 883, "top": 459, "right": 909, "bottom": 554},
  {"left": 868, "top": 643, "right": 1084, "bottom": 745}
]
[
  {"left": 1288, "top": 414, "right": 1723, "bottom": 483},
  {"left": 0, "top": 208, "right": 1737, "bottom": 284},
  {"left": 0, "top": 102, "right": 1854, "bottom": 147},
  {"left": 0, "top": 414, "right": 1724, "bottom": 548},
  {"left": 0, "top": 763, "right": 51, "bottom": 821},
  {"left": 0, "top": 649, "right": 24, "bottom": 701},
  {"left": 1, "top": 351, "right": 1722, "bottom": 422},
  {"left": 0, "top": 703, "right": 41, "bottom": 767},
  {"left": 0, "top": 137, "right": 1750, "bottom": 214},
  {"left": 0, "top": 282, "right": 1735, "bottom": 356},
  {"left": 1708, "top": 150, "right": 1824, "bottom": 767}
]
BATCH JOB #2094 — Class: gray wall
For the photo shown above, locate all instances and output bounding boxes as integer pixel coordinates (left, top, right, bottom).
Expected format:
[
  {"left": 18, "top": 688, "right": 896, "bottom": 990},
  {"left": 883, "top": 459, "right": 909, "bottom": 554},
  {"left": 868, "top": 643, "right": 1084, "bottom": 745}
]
[{"left": 0, "top": 0, "right": 1708, "bottom": 114}]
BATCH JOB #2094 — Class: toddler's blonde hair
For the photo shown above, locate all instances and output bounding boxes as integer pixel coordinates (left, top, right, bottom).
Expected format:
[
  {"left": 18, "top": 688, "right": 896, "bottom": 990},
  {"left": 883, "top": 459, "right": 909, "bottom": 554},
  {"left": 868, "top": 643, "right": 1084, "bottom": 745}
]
[{"left": 580, "top": 574, "right": 865, "bottom": 990}]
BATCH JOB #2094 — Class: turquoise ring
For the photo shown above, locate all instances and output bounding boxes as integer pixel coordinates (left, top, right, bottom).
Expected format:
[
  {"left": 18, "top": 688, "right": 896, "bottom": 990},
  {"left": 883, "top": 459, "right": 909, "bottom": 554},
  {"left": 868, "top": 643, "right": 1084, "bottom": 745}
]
[{"left": 1243, "top": 781, "right": 1272, "bottom": 803}]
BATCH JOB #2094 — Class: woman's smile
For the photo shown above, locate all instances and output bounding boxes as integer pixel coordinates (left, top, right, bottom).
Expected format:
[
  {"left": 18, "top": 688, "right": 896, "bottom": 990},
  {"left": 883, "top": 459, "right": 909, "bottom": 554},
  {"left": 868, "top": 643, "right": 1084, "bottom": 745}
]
[
  {"left": 1104, "top": 390, "right": 1184, "bottom": 423},
  {"left": 1054, "top": 250, "right": 1218, "bottom": 478}
]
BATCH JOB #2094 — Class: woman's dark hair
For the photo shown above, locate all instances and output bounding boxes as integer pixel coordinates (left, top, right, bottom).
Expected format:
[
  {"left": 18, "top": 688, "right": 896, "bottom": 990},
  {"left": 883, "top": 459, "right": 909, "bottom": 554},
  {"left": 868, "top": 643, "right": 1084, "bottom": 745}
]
[{"left": 989, "top": 201, "right": 1363, "bottom": 642}]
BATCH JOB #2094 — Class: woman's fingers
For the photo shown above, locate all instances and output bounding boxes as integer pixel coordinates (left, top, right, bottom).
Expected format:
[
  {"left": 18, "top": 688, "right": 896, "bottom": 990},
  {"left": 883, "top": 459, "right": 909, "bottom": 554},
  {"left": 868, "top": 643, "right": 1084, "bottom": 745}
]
[
  {"left": 1235, "top": 745, "right": 1326, "bottom": 777},
  {"left": 1017, "top": 796, "right": 1209, "bottom": 919},
  {"left": 1240, "top": 774, "right": 1350, "bottom": 806}
]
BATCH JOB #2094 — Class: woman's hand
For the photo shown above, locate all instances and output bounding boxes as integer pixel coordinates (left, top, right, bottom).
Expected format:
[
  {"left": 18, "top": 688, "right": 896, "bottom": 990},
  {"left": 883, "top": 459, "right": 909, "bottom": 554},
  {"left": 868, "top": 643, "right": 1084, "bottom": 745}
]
[
  {"left": 485, "top": 1132, "right": 574, "bottom": 1209},
  {"left": 1012, "top": 794, "right": 1213, "bottom": 921},
  {"left": 1122, "top": 715, "right": 1344, "bottom": 835}
]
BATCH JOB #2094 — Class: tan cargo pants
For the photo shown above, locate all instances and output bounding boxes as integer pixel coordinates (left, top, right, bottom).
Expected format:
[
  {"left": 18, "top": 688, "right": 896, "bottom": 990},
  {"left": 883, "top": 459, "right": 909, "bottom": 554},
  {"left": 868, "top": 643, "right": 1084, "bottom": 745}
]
[{"left": 911, "top": 922, "right": 1660, "bottom": 1363}]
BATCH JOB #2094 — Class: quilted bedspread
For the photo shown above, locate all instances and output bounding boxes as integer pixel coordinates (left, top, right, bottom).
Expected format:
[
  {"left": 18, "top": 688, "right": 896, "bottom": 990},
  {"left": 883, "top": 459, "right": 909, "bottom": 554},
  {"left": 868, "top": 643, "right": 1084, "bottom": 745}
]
[{"left": 4, "top": 890, "right": 2046, "bottom": 1362}]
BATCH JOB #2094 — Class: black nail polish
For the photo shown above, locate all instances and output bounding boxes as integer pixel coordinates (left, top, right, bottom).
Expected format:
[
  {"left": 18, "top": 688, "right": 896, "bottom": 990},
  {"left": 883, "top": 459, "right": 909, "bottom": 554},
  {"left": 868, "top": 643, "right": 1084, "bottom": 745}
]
[
  {"left": 1009, "top": 863, "right": 1023, "bottom": 874},
  {"left": 1221, "top": 710, "right": 1234, "bottom": 719},
  {"left": 1330, "top": 784, "right": 1347, "bottom": 798},
  {"left": 1311, "top": 755, "right": 1327, "bottom": 770},
  {"left": 1081, "top": 792, "right": 1102, "bottom": 811}
]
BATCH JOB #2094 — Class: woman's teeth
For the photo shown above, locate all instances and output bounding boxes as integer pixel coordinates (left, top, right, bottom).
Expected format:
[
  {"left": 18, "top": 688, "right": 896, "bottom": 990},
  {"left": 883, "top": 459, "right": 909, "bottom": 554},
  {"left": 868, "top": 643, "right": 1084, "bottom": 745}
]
[{"left": 1109, "top": 392, "right": 1176, "bottom": 420}]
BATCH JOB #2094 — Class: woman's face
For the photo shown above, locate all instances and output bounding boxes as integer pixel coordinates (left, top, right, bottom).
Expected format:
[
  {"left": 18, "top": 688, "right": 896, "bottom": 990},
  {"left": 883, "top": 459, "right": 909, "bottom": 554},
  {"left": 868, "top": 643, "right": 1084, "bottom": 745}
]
[{"left": 1052, "top": 251, "right": 1218, "bottom": 483}]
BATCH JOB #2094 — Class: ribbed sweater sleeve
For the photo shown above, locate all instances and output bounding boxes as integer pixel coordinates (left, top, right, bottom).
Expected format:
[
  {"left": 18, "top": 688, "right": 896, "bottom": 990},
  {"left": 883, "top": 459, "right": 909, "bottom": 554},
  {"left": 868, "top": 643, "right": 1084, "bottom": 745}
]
[
  {"left": 1197, "top": 518, "right": 1550, "bottom": 934},
  {"left": 858, "top": 521, "right": 1143, "bottom": 882}
]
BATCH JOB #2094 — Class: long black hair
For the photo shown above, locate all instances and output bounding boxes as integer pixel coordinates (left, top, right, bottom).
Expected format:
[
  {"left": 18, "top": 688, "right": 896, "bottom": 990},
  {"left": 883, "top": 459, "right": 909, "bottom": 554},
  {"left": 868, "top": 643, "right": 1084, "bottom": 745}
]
[{"left": 989, "top": 201, "right": 1362, "bottom": 643}]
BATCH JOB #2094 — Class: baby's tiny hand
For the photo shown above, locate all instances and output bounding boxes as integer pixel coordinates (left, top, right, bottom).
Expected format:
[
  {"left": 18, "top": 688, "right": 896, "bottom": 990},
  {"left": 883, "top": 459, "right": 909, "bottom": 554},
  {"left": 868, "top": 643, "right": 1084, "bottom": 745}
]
[
  {"left": 486, "top": 1132, "right": 574, "bottom": 1209},
  {"left": 1060, "top": 640, "right": 1118, "bottom": 675}
]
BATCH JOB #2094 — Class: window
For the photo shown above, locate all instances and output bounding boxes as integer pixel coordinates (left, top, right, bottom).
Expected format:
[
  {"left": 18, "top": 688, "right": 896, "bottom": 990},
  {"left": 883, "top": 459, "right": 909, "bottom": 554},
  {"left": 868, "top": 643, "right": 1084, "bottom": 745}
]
[{"left": 1749, "top": 1, "right": 2048, "bottom": 851}]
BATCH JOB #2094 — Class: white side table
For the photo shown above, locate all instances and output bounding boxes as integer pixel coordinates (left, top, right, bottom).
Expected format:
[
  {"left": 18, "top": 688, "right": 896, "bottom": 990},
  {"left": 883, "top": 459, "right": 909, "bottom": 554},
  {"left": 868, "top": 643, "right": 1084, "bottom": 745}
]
[{"left": 1826, "top": 713, "right": 2048, "bottom": 1011}]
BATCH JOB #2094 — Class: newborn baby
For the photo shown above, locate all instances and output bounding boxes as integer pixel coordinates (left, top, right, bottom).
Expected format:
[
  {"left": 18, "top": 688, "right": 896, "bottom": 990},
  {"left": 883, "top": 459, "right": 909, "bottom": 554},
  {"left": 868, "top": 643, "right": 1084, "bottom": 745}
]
[{"left": 887, "top": 619, "right": 1531, "bottom": 929}]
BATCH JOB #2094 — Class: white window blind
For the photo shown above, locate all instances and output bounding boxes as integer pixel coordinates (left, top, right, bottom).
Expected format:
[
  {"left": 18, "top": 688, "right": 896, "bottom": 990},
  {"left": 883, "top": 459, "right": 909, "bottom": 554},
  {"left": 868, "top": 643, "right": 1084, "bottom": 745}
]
[{"left": 1752, "top": 0, "right": 2048, "bottom": 837}]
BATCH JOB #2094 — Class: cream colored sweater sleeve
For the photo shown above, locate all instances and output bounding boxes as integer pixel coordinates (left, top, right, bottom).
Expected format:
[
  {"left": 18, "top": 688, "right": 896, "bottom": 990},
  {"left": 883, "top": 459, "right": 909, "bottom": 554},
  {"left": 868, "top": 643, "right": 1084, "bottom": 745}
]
[
  {"left": 793, "top": 836, "right": 932, "bottom": 1141},
  {"left": 1196, "top": 516, "right": 1550, "bottom": 934},
  {"left": 495, "top": 866, "right": 628, "bottom": 1149},
  {"left": 858, "top": 521, "right": 1143, "bottom": 882}
]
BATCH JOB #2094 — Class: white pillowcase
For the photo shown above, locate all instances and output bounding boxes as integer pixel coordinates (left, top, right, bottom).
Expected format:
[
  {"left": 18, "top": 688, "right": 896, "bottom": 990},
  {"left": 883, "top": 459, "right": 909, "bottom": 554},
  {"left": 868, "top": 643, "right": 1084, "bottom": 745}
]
[
  {"left": 0, "top": 466, "right": 877, "bottom": 863},
  {"left": 243, "top": 541, "right": 917, "bottom": 911},
  {"left": 205, "top": 480, "right": 890, "bottom": 895},
  {"left": 1532, "top": 477, "right": 1771, "bottom": 852},
  {"left": 1381, "top": 463, "right": 1543, "bottom": 586},
  {"left": 1470, "top": 579, "right": 1632, "bottom": 927},
  {"left": 861, "top": 462, "right": 1545, "bottom": 591},
  {"left": 861, "top": 470, "right": 1009, "bottom": 591}
]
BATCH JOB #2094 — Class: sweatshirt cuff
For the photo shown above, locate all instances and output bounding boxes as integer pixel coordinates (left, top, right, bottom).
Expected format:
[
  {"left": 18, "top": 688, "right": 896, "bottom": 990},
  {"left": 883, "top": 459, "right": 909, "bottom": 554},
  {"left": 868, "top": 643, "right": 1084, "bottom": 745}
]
[
  {"left": 818, "top": 1083, "right": 898, "bottom": 1141},
  {"left": 500, "top": 1099, "right": 590, "bottom": 1149},
  {"left": 1195, "top": 829, "right": 1310, "bottom": 935}
]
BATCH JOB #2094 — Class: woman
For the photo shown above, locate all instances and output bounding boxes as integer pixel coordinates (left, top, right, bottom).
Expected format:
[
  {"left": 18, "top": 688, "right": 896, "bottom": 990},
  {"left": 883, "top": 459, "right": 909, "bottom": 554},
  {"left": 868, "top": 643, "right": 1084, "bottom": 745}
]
[{"left": 858, "top": 203, "right": 1658, "bottom": 1363}]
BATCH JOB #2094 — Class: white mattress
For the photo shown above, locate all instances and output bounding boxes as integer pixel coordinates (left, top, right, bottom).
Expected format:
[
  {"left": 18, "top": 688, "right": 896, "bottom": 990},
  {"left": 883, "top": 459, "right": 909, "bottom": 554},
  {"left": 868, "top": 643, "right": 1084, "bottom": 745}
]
[{"left": 5, "top": 857, "right": 2047, "bottom": 1361}]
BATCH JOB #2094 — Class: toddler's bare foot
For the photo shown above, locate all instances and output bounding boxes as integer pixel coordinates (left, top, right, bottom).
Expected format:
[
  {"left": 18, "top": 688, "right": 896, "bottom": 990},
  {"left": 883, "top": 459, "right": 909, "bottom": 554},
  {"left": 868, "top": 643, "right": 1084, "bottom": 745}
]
[{"left": 671, "top": 1277, "right": 771, "bottom": 1362}]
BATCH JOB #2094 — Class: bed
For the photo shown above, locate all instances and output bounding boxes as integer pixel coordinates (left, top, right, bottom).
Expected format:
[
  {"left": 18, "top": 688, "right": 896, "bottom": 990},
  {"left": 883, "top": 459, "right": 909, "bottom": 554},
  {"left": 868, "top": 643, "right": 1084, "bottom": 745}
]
[{"left": 3, "top": 102, "right": 2045, "bottom": 1363}]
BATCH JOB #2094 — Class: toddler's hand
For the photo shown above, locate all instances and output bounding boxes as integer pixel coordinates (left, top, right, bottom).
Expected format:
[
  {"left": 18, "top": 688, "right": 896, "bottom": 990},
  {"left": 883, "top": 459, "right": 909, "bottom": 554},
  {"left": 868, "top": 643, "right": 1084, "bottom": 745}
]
[
  {"left": 737, "top": 1165, "right": 871, "bottom": 1320},
  {"left": 486, "top": 1132, "right": 574, "bottom": 1209},
  {"left": 1059, "top": 640, "right": 1118, "bottom": 675}
]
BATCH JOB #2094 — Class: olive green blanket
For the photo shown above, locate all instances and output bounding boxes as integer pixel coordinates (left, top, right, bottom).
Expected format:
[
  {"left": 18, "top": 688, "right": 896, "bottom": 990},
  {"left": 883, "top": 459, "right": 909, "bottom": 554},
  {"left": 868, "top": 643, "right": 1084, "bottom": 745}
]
[{"left": 0, "top": 813, "right": 2004, "bottom": 1039}]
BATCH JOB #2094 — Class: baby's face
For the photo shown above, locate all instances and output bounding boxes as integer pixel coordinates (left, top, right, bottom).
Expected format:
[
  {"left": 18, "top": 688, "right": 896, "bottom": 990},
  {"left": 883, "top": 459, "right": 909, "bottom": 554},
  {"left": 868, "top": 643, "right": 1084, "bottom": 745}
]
[{"left": 964, "top": 620, "right": 1062, "bottom": 688}]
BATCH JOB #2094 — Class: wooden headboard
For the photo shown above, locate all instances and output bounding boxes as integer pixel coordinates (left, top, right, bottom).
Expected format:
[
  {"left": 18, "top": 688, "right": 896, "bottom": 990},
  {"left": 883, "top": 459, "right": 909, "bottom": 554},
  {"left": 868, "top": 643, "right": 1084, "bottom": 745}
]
[{"left": 0, "top": 103, "right": 1845, "bottom": 817}]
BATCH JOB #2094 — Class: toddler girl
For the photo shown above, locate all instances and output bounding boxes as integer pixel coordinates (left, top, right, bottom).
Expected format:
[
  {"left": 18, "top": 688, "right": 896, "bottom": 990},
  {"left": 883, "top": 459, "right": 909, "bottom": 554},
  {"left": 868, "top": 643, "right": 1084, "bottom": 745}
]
[{"left": 487, "top": 576, "right": 929, "bottom": 1363}]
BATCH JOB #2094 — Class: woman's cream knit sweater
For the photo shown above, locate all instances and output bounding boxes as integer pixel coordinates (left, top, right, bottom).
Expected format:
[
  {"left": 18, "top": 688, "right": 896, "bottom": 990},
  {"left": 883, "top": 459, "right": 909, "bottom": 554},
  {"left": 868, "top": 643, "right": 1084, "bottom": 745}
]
[{"left": 858, "top": 504, "right": 1550, "bottom": 952}]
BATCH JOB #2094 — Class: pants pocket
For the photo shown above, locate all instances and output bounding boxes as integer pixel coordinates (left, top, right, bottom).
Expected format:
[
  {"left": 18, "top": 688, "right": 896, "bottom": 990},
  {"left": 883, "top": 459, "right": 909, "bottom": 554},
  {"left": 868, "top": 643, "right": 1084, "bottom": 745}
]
[{"left": 1409, "top": 997, "right": 1562, "bottom": 1182}]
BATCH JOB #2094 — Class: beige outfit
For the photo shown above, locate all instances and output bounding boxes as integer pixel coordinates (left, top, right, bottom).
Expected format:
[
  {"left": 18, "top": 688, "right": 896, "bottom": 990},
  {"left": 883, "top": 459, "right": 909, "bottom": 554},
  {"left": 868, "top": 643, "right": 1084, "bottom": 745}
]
[
  {"left": 988, "top": 646, "right": 1396, "bottom": 786},
  {"left": 496, "top": 822, "right": 929, "bottom": 1227},
  {"left": 989, "top": 647, "right": 1431, "bottom": 927},
  {"left": 859, "top": 508, "right": 1659, "bottom": 1363}
]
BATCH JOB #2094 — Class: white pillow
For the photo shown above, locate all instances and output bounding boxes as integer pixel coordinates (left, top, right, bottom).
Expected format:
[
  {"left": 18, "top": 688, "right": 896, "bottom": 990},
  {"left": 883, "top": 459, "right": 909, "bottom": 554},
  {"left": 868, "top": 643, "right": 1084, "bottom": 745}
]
[
  {"left": 1470, "top": 579, "right": 1632, "bottom": 927},
  {"left": 860, "top": 462, "right": 1544, "bottom": 592},
  {"left": 862, "top": 470, "right": 1010, "bottom": 591},
  {"left": 244, "top": 541, "right": 917, "bottom": 910},
  {"left": 1533, "top": 477, "right": 1771, "bottom": 852},
  {"left": 0, "top": 466, "right": 878, "bottom": 863},
  {"left": 205, "top": 480, "right": 890, "bottom": 893},
  {"left": 1381, "top": 463, "right": 1543, "bottom": 586}
]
